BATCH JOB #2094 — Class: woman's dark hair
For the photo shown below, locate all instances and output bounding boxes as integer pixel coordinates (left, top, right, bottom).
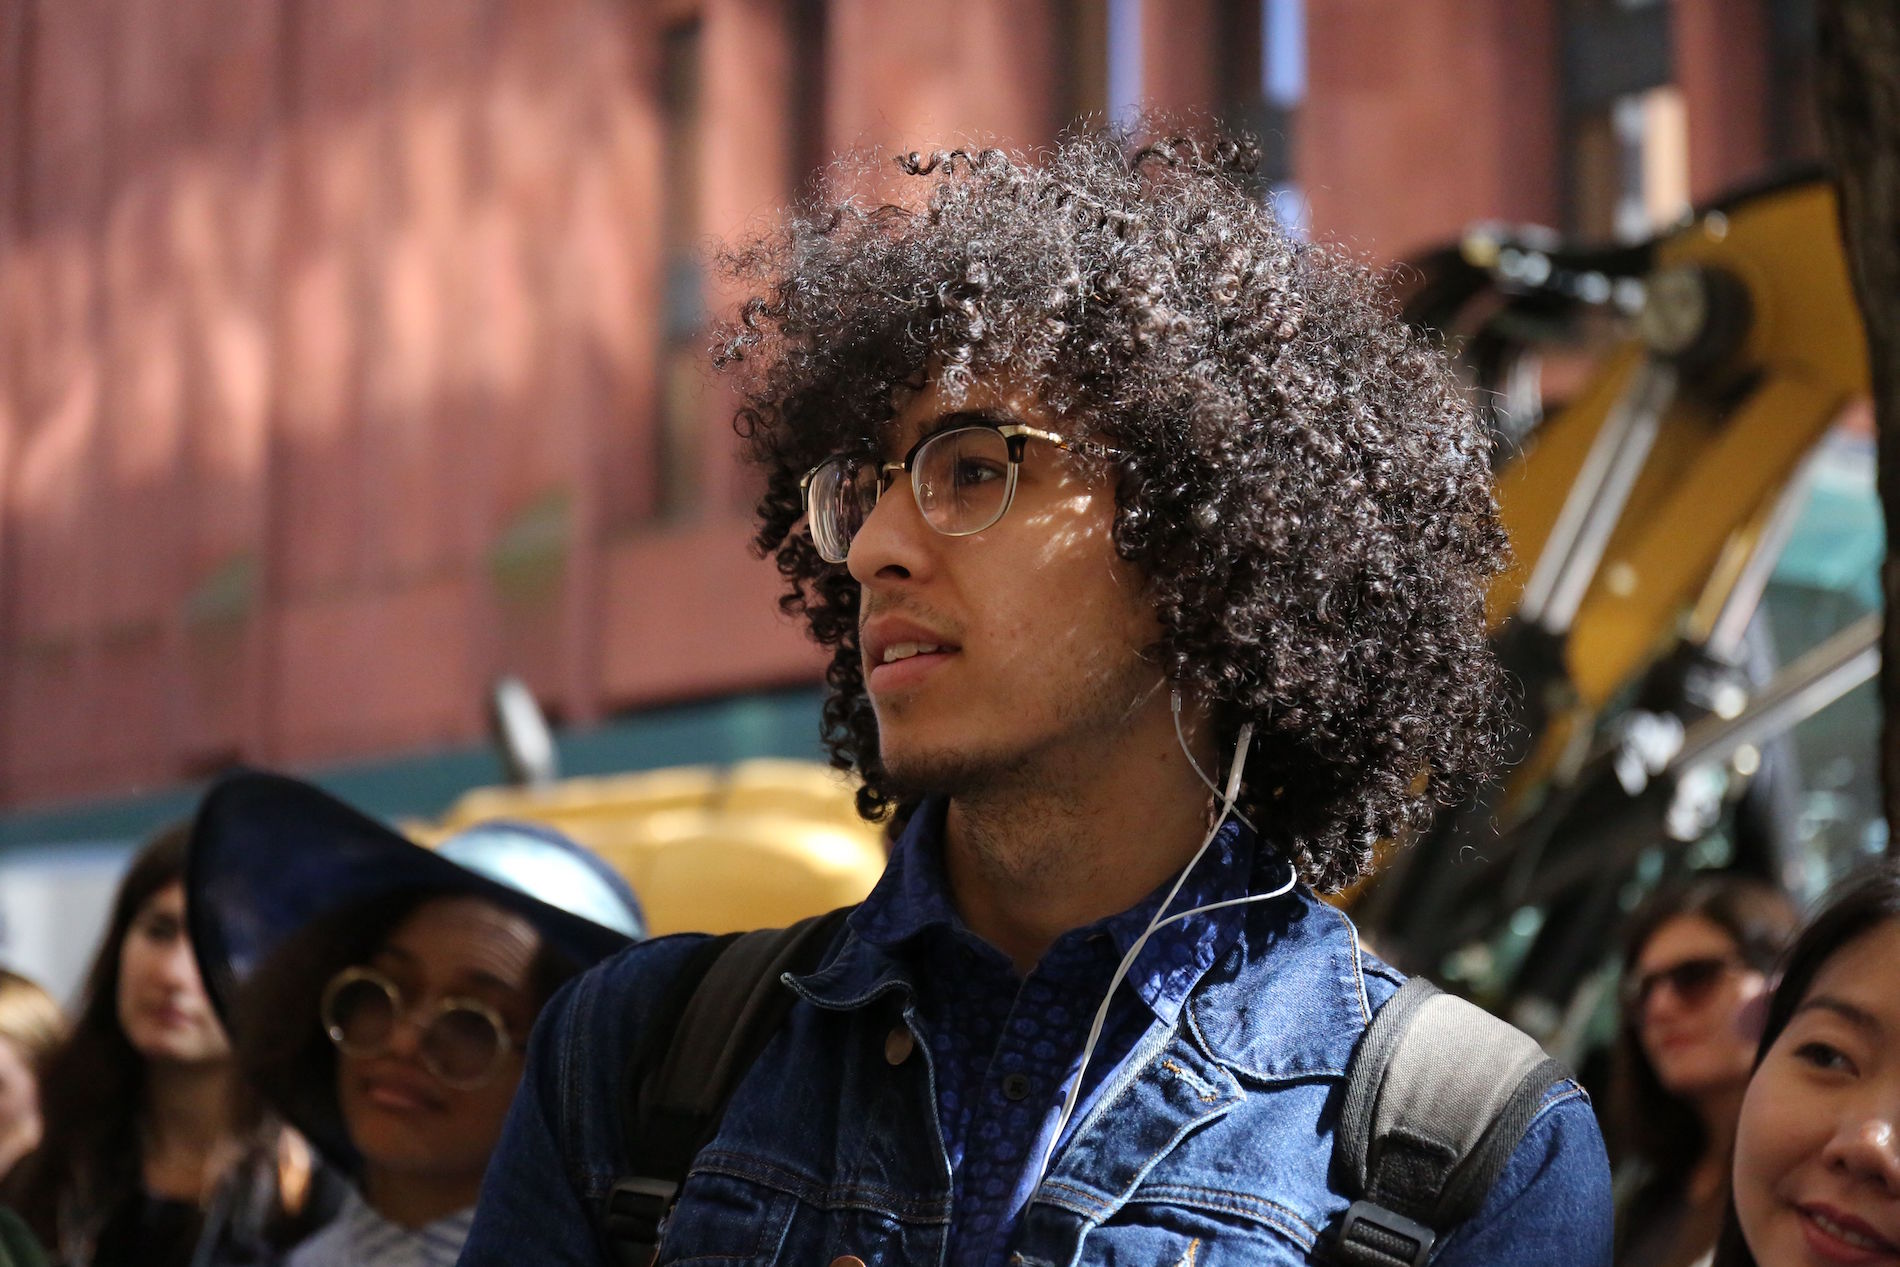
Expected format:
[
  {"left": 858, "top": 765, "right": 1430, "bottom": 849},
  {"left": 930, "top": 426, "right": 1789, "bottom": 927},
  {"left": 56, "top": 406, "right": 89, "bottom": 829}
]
[
  {"left": 1611, "top": 874, "right": 1797, "bottom": 1187},
  {"left": 1711, "top": 863, "right": 1900, "bottom": 1267},
  {"left": 234, "top": 888, "right": 582, "bottom": 1173},
  {"left": 0, "top": 823, "right": 263, "bottom": 1244},
  {"left": 714, "top": 121, "right": 1510, "bottom": 891}
]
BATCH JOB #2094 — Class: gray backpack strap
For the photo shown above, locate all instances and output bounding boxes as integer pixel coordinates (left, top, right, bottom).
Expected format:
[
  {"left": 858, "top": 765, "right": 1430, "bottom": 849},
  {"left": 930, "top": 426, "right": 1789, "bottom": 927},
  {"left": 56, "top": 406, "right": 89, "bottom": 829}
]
[{"left": 1329, "top": 977, "right": 1569, "bottom": 1267}]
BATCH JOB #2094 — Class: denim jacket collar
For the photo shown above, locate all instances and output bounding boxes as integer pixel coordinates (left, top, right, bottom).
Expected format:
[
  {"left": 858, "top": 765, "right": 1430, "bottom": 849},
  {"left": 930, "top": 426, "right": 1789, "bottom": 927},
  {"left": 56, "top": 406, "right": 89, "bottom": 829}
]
[
  {"left": 800, "top": 796, "right": 1258, "bottom": 1026},
  {"left": 792, "top": 870, "right": 1373, "bottom": 1089}
]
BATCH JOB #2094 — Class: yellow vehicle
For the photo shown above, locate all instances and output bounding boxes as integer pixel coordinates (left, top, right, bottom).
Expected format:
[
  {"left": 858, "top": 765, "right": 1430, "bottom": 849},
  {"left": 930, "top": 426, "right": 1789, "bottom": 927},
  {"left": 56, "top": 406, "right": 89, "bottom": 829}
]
[
  {"left": 1354, "top": 172, "right": 1875, "bottom": 1039},
  {"left": 408, "top": 756, "right": 887, "bottom": 937}
]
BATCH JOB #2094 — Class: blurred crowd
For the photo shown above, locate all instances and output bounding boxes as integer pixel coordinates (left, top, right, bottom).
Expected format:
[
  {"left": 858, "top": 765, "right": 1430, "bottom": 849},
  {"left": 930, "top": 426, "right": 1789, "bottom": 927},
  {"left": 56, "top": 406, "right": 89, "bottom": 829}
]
[
  {"left": 0, "top": 768, "right": 1891, "bottom": 1266},
  {"left": 0, "top": 773, "right": 645, "bottom": 1267}
]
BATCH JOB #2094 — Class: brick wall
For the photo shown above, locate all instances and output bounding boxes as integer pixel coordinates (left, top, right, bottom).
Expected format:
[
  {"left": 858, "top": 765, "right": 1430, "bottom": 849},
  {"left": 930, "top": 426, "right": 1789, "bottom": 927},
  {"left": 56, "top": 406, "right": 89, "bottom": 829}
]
[{"left": 0, "top": 0, "right": 1793, "bottom": 810}]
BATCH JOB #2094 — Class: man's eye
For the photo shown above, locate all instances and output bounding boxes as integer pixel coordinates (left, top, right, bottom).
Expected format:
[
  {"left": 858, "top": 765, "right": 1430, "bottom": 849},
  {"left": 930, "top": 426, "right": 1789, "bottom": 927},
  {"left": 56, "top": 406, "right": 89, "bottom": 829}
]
[
  {"left": 1793, "top": 1040, "right": 1857, "bottom": 1075},
  {"left": 955, "top": 458, "right": 1006, "bottom": 485}
]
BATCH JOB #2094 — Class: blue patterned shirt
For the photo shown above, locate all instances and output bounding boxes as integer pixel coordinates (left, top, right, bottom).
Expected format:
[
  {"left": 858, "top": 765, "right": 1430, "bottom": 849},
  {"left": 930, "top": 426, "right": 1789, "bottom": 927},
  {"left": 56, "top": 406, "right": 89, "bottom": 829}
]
[{"left": 852, "top": 798, "right": 1259, "bottom": 1267}]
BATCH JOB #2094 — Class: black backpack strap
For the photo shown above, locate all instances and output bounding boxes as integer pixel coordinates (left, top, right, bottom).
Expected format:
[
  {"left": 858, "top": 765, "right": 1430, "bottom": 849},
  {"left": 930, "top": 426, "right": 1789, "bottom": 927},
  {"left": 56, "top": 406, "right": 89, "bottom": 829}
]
[
  {"left": 1329, "top": 977, "right": 1569, "bottom": 1267},
  {"left": 599, "top": 906, "right": 853, "bottom": 1267}
]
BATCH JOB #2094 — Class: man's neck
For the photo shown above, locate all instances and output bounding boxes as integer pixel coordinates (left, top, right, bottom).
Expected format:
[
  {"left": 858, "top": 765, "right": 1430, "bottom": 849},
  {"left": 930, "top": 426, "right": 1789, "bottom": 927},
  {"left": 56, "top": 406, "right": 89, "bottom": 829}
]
[{"left": 940, "top": 695, "right": 1223, "bottom": 974}]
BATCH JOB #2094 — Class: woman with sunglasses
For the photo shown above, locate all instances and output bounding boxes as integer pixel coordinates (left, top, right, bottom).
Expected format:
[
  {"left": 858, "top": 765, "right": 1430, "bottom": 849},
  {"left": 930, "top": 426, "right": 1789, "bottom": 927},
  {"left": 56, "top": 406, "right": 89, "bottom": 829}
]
[
  {"left": 185, "top": 771, "right": 645, "bottom": 1267},
  {"left": 1714, "top": 863, "right": 1900, "bottom": 1267},
  {"left": 1613, "top": 875, "right": 1797, "bottom": 1267}
]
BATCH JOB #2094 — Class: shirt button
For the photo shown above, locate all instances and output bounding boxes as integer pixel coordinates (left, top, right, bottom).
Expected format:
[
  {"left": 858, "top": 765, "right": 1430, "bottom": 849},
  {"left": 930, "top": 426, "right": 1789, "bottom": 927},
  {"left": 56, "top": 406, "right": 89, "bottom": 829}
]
[
  {"left": 1002, "top": 1072, "right": 1032, "bottom": 1101},
  {"left": 884, "top": 1024, "right": 915, "bottom": 1065},
  {"left": 830, "top": 1258, "right": 867, "bottom": 1267}
]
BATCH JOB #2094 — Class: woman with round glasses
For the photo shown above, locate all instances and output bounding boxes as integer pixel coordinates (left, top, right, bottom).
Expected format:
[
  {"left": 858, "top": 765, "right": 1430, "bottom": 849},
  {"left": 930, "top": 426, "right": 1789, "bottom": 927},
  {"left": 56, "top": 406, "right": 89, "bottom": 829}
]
[
  {"left": 1612, "top": 875, "right": 1797, "bottom": 1267},
  {"left": 185, "top": 771, "right": 644, "bottom": 1267}
]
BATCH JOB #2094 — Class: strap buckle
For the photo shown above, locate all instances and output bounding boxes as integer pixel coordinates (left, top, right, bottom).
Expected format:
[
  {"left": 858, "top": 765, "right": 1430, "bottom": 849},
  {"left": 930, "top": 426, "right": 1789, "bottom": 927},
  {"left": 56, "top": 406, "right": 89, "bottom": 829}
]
[
  {"left": 602, "top": 1177, "right": 679, "bottom": 1267},
  {"left": 1337, "top": 1199, "right": 1437, "bottom": 1267}
]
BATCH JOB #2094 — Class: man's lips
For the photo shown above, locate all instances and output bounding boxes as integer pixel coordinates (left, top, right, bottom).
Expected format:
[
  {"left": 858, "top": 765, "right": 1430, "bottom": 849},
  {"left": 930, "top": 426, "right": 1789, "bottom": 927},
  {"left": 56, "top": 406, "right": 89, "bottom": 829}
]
[
  {"left": 1797, "top": 1201, "right": 1900, "bottom": 1262},
  {"left": 860, "top": 616, "right": 961, "bottom": 676}
]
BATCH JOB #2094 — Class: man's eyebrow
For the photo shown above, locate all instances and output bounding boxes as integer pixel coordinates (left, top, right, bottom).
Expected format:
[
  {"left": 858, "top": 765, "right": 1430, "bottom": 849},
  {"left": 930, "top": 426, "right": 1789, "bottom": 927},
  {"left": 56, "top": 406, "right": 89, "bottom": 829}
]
[{"left": 1793, "top": 993, "right": 1884, "bottom": 1036}]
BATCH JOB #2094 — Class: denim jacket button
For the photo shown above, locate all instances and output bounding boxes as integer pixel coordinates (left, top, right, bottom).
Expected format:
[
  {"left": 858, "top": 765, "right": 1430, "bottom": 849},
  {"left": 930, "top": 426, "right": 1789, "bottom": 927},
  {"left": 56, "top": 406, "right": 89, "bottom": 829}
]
[
  {"left": 830, "top": 1257, "right": 867, "bottom": 1267},
  {"left": 884, "top": 1024, "right": 915, "bottom": 1065}
]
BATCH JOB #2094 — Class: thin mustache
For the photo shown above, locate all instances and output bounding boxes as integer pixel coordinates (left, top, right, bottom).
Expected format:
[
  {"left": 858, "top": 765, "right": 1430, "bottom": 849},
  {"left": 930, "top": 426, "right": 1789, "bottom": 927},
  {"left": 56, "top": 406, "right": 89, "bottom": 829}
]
[{"left": 857, "top": 599, "right": 961, "bottom": 639}]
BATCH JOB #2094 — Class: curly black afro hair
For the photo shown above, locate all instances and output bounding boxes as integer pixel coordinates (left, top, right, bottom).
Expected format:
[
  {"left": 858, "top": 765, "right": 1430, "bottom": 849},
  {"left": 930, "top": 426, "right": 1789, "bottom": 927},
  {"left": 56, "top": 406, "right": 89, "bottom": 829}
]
[{"left": 714, "top": 123, "right": 1509, "bottom": 892}]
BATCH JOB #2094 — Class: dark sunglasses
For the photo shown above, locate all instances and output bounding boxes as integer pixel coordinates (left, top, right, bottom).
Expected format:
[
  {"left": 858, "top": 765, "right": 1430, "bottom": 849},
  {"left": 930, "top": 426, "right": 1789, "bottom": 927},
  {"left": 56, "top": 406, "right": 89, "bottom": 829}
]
[{"left": 1621, "top": 955, "right": 1742, "bottom": 1014}]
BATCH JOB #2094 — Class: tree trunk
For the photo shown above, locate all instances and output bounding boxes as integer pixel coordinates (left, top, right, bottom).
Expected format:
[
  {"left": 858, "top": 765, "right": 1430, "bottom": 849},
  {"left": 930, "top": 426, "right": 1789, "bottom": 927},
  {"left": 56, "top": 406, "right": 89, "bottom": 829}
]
[{"left": 1816, "top": 1, "right": 1900, "bottom": 852}]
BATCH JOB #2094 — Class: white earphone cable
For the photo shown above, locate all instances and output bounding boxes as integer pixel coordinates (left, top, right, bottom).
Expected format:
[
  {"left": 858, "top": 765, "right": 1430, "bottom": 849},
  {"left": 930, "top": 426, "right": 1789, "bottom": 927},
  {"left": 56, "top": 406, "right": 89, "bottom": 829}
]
[{"left": 1031, "top": 714, "right": 1295, "bottom": 1187}]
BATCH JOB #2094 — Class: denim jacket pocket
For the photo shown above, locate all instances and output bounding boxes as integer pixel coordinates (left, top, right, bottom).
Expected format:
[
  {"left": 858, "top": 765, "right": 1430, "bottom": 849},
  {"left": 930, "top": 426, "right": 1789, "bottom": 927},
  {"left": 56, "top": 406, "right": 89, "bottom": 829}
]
[
  {"left": 655, "top": 1167, "right": 799, "bottom": 1267},
  {"left": 1017, "top": 1187, "right": 1321, "bottom": 1267},
  {"left": 658, "top": 1149, "right": 952, "bottom": 1267}
]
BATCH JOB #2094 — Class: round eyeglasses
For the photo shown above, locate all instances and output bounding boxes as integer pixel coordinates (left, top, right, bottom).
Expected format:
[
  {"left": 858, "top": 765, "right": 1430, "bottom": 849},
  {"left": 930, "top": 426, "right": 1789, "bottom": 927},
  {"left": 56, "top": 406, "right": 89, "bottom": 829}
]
[
  {"left": 799, "top": 422, "right": 1121, "bottom": 565},
  {"left": 320, "top": 965, "right": 522, "bottom": 1091}
]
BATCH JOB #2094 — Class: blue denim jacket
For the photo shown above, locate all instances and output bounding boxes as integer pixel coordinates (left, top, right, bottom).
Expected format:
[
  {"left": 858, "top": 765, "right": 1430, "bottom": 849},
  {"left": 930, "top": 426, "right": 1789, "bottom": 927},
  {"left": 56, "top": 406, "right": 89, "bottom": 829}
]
[{"left": 459, "top": 888, "right": 1612, "bottom": 1266}]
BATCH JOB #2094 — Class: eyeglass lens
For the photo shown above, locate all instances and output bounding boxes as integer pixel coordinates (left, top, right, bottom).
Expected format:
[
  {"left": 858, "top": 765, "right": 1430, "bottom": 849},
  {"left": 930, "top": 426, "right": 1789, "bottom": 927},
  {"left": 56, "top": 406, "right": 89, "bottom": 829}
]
[
  {"left": 809, "top": 426, "right": 1015, "bottom": 564},
  {"left": 323, "top": 972, "right": 506, "bottom": 1088},
  {"left": 1627, "top": 956, "right": 1731, "bottom": 1012}
]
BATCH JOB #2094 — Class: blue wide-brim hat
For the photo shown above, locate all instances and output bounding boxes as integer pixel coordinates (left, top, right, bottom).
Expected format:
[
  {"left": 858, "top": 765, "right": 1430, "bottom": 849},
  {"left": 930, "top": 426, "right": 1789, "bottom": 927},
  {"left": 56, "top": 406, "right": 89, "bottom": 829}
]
[{"left": 187, "top": 768, "right": 646, "bottom": 1030}]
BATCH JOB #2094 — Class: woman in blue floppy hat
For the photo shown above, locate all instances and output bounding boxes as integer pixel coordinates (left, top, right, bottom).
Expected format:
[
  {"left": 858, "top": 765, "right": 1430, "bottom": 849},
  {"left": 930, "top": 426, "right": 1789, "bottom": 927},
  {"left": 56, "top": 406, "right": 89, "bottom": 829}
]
[{"left": 187, "top": 770, "right": 645, "bottom": 1267}]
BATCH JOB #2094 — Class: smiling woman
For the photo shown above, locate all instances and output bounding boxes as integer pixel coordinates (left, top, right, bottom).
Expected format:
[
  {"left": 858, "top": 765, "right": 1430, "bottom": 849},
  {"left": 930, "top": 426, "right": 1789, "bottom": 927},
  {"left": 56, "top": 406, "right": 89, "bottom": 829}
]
[{"left": 1715, "top": 865, "right": 1900, "bottom": 1267}]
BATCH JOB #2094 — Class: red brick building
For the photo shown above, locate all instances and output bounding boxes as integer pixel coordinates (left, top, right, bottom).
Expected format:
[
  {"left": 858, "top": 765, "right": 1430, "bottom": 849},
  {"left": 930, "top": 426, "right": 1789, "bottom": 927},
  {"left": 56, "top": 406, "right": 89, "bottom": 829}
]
[{"left": 0, "top": 0, "right": 1822, "bottom": 826}]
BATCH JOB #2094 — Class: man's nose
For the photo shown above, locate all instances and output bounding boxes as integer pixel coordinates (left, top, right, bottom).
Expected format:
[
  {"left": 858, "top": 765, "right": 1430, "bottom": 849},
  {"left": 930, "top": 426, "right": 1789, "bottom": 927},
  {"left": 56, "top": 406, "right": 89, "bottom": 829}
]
[{"left": 847, "top": 474, "right": 933, "bottom": 585}]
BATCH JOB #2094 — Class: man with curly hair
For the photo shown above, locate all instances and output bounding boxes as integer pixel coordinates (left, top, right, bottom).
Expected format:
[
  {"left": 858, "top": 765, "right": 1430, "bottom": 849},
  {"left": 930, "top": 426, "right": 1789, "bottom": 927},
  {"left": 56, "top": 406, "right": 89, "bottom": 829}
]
[{"left": 460, "top": 127, "right": 1612, "bottom": 1266}]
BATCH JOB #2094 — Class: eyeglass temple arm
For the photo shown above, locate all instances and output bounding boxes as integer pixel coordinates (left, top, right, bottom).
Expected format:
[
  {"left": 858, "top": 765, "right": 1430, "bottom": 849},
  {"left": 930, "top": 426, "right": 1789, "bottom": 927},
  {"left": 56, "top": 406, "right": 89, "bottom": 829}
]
[{"left": 1004, "top": 424, "right": 1123, "bottom": 460}]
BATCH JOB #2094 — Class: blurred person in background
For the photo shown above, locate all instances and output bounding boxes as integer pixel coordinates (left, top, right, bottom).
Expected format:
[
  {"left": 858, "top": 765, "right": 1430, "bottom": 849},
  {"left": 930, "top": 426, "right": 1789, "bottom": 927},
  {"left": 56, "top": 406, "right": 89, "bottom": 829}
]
[
  {"left": 1614, "top": 876, "right": 1798, "bottom": 1267},
  {"left": 0, "top": 970, "right": 64, "bottom": 1184},
  {"left": 186, "top": 771, "right": 645, "bottom": 1267},
  {"left": 0, "top": 824, "right": 340, "bottom": 1266},
  {"left": 1714, "top": 864, "right": 1900, "bottom": 1267}
]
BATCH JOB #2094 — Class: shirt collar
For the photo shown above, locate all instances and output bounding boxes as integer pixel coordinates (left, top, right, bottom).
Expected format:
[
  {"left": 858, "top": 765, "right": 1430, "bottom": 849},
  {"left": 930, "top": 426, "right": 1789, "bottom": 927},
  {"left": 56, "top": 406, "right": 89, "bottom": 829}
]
[{"left": 333, "top": 1187, "right": 475, "bottom": 1266}]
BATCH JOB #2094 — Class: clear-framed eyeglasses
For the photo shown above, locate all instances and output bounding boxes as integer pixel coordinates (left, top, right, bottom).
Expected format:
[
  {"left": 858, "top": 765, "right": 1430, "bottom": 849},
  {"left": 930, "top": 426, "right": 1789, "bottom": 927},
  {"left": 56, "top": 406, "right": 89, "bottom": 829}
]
[
  {"left": 319, "top": 965, "right": 523, "bottom": 1091},
  {"left": 799, "top": 421, "right": 1121, "bottom": 565}
]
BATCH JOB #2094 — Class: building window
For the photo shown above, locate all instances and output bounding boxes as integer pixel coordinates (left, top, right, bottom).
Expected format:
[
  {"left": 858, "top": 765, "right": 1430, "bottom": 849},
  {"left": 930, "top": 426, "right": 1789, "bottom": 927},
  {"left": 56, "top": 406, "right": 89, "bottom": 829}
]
[
  {"left": 1562, "top": 0, "right": 1686, "bottom": 241},
  {"left": 1052, "top": 0, "right": 1108, "bottom": 133},
  {"left": 656, "top": 19, "right": 703, "bottom": 520},
  {"left": 787, "top": 0, "right": 827, "bottom": 196}
]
